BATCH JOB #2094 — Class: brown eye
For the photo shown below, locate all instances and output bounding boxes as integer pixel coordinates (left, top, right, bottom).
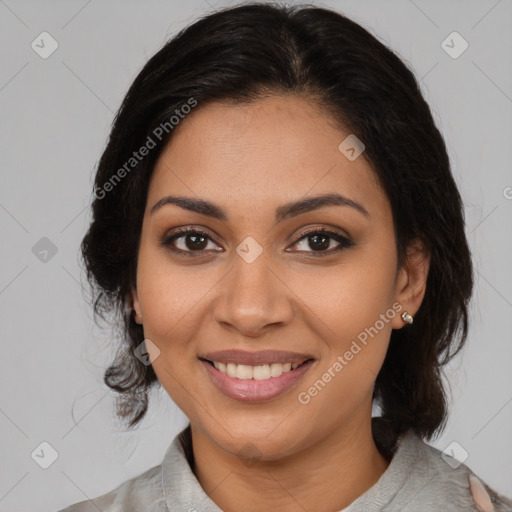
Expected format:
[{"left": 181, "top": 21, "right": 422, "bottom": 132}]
[
  {"left": 161, "top": 226, "right": 354, "bottom": 258},
  {"left": 161, "top": 228, "right": 222, "bottom": 256},
  {"left": 289, "top": 228, "right": 354, "bottom": 256},
  {"left": 182, "top": 232, "right": 208, "bottom": 250},
  {"left": 305, "top": 233, "right": 330, "bottom": 251}
]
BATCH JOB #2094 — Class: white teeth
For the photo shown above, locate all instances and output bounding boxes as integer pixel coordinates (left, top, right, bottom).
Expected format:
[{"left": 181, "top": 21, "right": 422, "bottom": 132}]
[
  {"left": 236, "top": 364, "right": 253, "bottom": 380},
  {"left": 270, "top": 363, "right": 283, "bottom": 377},
  {"left": 226, "top": 363, "right": 237, "bottom": 378},
  {"left": 211, "top": 361, "right": 302, "bottom": 380},
  {"left": 253, "top": 364, "right": 271, "bottom": 380}
]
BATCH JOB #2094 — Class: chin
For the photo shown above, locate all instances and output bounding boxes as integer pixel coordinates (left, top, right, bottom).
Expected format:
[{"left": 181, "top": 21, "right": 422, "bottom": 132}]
[{"left": 201, "top": 415, "right": 310, "bottom": 462}]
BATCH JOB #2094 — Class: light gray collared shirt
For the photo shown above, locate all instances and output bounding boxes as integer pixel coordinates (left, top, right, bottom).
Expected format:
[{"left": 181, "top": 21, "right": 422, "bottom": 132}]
[{"left": 59, "top": 424, "right": 512, "bottom": 511}]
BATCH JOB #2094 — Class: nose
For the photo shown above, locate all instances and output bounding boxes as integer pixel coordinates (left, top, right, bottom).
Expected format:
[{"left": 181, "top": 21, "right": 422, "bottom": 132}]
[{"left": 212, "top": 248, "right": 294, "bottom": 338}]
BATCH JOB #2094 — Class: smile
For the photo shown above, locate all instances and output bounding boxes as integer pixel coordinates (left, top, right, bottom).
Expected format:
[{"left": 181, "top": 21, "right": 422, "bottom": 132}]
[
  {"left": 209, "top": 360, "right": 304, "bottom": 380},
  {"left": 198, "top": 350, "right": 316, "bottom": 402}
]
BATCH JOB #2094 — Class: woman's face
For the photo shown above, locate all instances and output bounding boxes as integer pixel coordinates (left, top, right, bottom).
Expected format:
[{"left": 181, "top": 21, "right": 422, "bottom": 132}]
[{"left": 133, "top": 95, "right": 422, "bottom": 459}]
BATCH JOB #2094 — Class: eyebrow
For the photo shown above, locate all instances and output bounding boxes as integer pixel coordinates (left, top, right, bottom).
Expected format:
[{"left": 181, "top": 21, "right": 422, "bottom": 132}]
[{"left": 150, "top": 193, "right": 370, "bottom": 222}]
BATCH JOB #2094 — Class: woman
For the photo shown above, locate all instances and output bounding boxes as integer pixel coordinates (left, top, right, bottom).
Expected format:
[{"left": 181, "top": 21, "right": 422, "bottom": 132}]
[{"left": 60, "top": 3, "right": 512, "bottom": 511}]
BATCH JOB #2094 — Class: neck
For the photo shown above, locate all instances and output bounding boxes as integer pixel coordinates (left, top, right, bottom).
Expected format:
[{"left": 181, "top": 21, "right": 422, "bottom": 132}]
[{"left": 190, "top": 412, "right": 390, "bottom": 512}]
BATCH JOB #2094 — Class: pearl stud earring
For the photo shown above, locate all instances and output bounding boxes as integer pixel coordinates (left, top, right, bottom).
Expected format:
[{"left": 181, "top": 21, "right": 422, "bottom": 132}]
[{"left": 401, "top": 311, "right": 414, "bottom": 324}]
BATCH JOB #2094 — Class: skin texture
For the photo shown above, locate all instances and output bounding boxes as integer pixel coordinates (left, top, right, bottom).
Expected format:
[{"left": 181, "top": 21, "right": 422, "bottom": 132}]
[{"left": 132, "top": 95, "right": 430, "bottom": 512}]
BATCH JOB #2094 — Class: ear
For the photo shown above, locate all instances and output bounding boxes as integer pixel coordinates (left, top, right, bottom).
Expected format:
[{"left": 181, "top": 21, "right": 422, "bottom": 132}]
[
  {"left": 131, "top": 287, "right": 143, "bottom": 324},
  {"left": 391, "top": 238, "right": 430, "bottom": 329}
]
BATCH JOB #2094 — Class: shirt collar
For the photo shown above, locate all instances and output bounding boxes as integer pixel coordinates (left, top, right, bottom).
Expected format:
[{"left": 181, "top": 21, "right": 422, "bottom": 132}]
[
  {"left": 161, "top": 424, "right": 222, "bottom": 511},
  {"left": 161, "top": 422, "right": 421, "bottom": 512}
]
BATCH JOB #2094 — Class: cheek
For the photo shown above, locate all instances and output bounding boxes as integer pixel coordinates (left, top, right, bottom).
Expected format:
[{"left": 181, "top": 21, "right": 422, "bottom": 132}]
[
  {"left": 136, "top": 253, "right": 211, "bottom": 415},
  {"left": 290, "top": 253, "right": 397, "bottom": 342},
  {"left": 289, "top": 247, "right": 397, "bottom": 405},
  {"left": 135, "top": 242, "right": 210, "bottom": 343}
]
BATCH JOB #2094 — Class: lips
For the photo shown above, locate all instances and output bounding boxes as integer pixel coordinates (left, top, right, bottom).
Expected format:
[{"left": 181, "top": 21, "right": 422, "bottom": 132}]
[
  {"left": 199, "top": 349, "right": 316, "bottom": 402},
  {"left": 199, "top": 349, "right": 313, "bottom": 366}
]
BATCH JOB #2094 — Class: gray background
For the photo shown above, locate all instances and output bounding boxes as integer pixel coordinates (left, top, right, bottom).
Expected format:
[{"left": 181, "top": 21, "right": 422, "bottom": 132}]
[{"left": 0, "top": 0, "right": 511, "bottom": 510}]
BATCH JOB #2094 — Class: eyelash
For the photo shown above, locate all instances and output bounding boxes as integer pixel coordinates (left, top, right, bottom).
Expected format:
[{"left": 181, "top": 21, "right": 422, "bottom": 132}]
[{"left": 161, "top": 226, "right": 354, "bottom": 258}]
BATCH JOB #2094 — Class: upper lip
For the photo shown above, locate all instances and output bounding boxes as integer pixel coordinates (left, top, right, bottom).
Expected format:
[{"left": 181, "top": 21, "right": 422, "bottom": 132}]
[{"left": 199, "top": 350, "right": 314, "bottom": 366}]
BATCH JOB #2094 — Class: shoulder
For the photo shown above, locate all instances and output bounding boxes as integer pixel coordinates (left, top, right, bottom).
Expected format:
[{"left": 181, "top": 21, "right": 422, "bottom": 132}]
[
  {"left": 402, "top": 432, "right": 512, "bottom": 511},
  {"left": 58, "top": 464, "right": 164, "bottom": 512},
  {"left": 58, "top": 425, "right": 199, "bottom": 512}
]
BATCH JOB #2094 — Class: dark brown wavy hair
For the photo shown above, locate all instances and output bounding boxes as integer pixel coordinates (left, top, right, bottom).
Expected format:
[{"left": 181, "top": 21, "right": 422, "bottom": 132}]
[{"left": 80, "top": 2, "right": 473, "bottom": 443}]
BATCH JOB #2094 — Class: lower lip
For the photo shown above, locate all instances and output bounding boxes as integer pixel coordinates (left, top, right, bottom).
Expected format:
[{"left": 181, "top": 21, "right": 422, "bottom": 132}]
[{"left": 200, "top": 359, "right": 315, "bottom": 403}]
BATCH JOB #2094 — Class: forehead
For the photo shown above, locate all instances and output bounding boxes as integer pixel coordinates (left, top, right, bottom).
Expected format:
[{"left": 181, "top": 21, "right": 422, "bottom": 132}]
[{"left": 148, "top": 95, "right": 387, "bottom": 217}]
